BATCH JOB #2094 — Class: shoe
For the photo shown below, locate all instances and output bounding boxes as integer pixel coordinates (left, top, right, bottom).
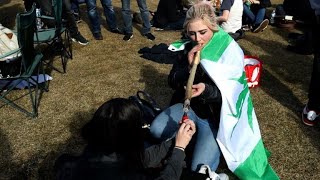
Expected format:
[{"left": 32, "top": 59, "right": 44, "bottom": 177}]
[
  {"left": 252, "top": 19, "right": 269, "bottom": 33},
  {"left": 302, "top": 105, "right": 320, "bottom": 126},
  {"left": 144, "top": 33, "right": 155, "bottom": 41},
  {"left": 123, "top": 33, "right": 133, "bottom": 41},
  {"left": 242, "top": 24, "right": 251, "bottom": 31},
  {"left": 93, "top": 32, "right": 103, "bottom": 40},
  {"left": 73, "top": 12, "right": 81, "bottom": 23},
  {"left": 198, "top": 165, "right": 229, "bottom": 180},
  {"left": 71, "top": 33, "right": 89, "bottom": 45},
  {"left": 110, "top": 28, "right": 123, "bottom": 34}
]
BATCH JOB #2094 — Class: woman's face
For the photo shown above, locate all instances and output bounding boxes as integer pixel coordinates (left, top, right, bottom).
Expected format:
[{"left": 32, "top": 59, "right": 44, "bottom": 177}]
[{"left": 187, "top": 19, "right": 213, "bottom": 46}]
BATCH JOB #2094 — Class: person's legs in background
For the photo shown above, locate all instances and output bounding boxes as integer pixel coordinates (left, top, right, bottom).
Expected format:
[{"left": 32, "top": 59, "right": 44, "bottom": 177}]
[
  {"left": 303, "top": 14, "right": 320, "bottom": 126},
  {"left": 253, "top": 7, "right": 266, "bottom": 25},
  {"left": 121, "top": 0, "right": 134, "bottom": 41},
  {"left": 71, "top": 0, "right": 81, "bottom": 23},
  {"left": 63, "top": 0, "right": 89, "bottom": 45},
  {"left": 100, "top": 0, "right": 122, "bottom": 33},
  {"left": 85, "top": 0, "right": 103, "bottom": 40},
  {"left": 250, "top": 5, "right": 269, "bottom": 33},
  {"left": 136, "top": 0, "right": 155, "bottom": 40},
  {"left": 242, "top": 3, "right": 255, "bottom": 25}
]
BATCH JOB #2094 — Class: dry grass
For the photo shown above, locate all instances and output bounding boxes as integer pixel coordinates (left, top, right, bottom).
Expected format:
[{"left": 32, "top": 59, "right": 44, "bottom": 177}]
[{"left": 1, "top": 0, "right": 320, "bottom": 179}]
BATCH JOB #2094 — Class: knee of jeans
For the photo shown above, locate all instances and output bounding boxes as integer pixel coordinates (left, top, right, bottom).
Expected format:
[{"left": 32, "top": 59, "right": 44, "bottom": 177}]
[{"left": 149, "top": 125, "right": 163, "bottom": 139}]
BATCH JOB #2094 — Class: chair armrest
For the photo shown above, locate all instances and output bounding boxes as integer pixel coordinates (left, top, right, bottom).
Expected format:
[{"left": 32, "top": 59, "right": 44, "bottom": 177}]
[{"left": 39, "top": 15, "right": 54, "bottom": 20}]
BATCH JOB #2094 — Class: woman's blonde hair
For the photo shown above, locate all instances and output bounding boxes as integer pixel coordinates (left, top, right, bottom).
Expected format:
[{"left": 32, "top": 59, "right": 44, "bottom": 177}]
[{"left": 183, "top": 0, "right": 219, "bottom": 34}]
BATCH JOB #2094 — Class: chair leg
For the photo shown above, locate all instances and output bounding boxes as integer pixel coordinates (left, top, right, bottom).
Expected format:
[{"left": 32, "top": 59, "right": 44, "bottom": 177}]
[
  {"left": 64, "top": 30, "right": 73, "bottom": 59},
  {"left": 27, "top": 78, "right": 38, "bottom": 117},
  {"left": 0, "top": 78, "right": 38, "bottom": 117}
]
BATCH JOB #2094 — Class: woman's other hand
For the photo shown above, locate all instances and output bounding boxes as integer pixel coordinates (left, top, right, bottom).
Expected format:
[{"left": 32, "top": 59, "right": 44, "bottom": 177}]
[
  {"left": 175, "top": 119, "right": 196, "bottom": 149},
  {"left": 191, "top": 83, "right": 205, "bottom": 97}
]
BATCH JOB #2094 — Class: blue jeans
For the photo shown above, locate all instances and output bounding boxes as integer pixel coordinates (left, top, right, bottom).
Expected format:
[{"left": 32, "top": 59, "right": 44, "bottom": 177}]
[
  {"left": 85, "top": 0, "right": 117, "bottom": 33},
  {"left": 121, "top": 0, "right": 151, "bottom": 35},
  {"left": 150, "top": 103, "right": 221, "bottom": 172},
  {"left": 243, "top": 4, "right": 265, "bottom": 26}
]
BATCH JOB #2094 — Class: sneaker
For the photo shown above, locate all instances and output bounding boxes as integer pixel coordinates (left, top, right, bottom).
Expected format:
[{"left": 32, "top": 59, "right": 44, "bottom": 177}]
[
  {"left": 144, "top": 33, "right": 155, "bottom": 41},
  {"left": 110, "top": 28, "right": 123, "bottom": 34},
  {"left": 198, "top": 165, "right": 229, "bottom": 180},
  {"left": 93, "top": 32, "right": 103, "bottom": 40},
  {"left": 302, "top": 105, "right": 320, "bottom": 126},
  {"left": 73, "top": 12, "right": 81, "bottom": 23},
  {"left": 71, "top": 33, "right": 89, "bottom": 45},
  {"left": 242, "top": 24, "right": 251, "bottom": 32},
  {"left": 252, "top": 19, "right": 269, "bottom": 33},
  {"left": 123, "top": 33, "right": 133, "bottom": 41}
]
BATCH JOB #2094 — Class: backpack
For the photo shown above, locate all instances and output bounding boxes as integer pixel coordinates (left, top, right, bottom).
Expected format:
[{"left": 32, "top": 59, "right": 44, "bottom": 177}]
[{"left": 129, "top": 91, "right": 162, "bottom": 128}]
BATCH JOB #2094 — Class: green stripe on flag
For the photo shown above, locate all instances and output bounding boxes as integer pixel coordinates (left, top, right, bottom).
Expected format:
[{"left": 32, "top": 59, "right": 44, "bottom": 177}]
[
  {"left": 201, "top": 28, "right": 233, "bottom": 62},
  {"left": 234, "top": 140, "right": 280, "bottom": 180}
]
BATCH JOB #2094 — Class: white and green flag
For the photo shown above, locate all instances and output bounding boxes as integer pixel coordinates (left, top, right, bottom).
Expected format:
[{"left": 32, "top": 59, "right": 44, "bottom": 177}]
[{"left": 168, "top": 29, "right": 279, "bottom": 180}]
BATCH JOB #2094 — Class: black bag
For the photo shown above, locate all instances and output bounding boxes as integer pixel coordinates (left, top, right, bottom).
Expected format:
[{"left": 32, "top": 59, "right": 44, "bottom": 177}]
[{"left": 129, "top": 91, "right": 162, "bottom": 127}]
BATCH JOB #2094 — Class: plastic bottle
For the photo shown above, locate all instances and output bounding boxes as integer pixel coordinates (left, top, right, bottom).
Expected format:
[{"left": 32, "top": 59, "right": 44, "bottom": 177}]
[
  {"left": 35, "top": 8, "right": 43, "bottom": 30},
  {"left": 270, "top": 10, "right": 276, "bottom": 25}
]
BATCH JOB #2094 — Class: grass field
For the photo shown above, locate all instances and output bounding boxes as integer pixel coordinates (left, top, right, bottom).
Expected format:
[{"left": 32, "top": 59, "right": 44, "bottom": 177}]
[{"left": 1, "top": 0, "right": 320, "bottom": 179}]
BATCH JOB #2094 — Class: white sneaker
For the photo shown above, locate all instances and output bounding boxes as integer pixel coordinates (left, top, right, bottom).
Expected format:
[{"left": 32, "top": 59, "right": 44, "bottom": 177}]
[{"left": 198, "top": 165, "right": 229, "bottom": 180}]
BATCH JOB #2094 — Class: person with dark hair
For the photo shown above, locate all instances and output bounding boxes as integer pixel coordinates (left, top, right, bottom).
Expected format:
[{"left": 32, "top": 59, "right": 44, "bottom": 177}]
[
  {"left": 301, "top": 0, "right": 320, "bottom": 126},
  {"left": 55, "top": 98, "right": 196, "bottom": 180},
  {"left": 23, "top": 0, "right": 89, "bottom": 45}
]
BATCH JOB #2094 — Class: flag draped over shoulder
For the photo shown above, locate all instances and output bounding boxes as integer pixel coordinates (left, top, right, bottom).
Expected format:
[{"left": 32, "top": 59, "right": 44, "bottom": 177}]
[{"left": 168, "top": 29, "right": 279, "bottom": 180}]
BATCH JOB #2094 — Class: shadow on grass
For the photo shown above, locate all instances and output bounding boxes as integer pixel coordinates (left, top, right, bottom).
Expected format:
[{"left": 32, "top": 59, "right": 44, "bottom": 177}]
[
  {"left": 241, "top": 32, "right": 311, "bottom": 114},
  {"left": 241, "top": 31, "right": 320, "bottom": 149},
  {"left": 37, "top": 109, "right": 94, "bottom": 180},
  {"left": 0, "top": 128, "right": 28, "bottom": 179},
  {"left": 139, "top": 64, "right": 173, "bottom": 109}
]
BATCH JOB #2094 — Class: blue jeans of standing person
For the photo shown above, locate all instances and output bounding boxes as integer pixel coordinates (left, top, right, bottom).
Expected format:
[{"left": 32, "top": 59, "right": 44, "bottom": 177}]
[
  {"left": 150, "top": 103, "right": 221, "bottom": 172},
  {"left": 85, "top": 0, "right": 118, "bottom": 34},
  {"left": 243, "top": 4, "right": 265, "bottom": 26},
  {"left": 71, "top": 0, "right": 80, "bottom": 14},
  {"left": 121, "top": 0, "right": 151, "bottom": 35}
]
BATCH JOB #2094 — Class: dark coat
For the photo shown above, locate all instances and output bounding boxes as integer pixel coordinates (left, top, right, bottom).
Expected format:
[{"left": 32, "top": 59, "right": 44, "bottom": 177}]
[{"left": 55, "top": 139, "right": 186, "bottom": 180}]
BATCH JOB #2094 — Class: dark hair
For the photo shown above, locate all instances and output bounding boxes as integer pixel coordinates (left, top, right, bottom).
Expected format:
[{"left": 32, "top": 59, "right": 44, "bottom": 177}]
[{"left": 82, "top": 98, "right": 144, "bottom": 165}]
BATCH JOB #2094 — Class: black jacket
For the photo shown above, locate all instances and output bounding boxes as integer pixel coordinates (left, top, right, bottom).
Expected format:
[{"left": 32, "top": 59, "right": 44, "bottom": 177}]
[
  {"left": 56, "top": 139, "right": 186, "bottom": 180},
  {"left": 168, "top": 44, "right": 222, "bottom": 122}
]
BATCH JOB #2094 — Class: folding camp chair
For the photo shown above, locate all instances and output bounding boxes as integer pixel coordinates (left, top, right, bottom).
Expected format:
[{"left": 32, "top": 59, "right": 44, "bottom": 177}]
[
  {"left": 0, "top": 4, "right": 47, "bottom": 117},
  {"left": 34, "top": 0, "right": 72, "bottom": 73}
]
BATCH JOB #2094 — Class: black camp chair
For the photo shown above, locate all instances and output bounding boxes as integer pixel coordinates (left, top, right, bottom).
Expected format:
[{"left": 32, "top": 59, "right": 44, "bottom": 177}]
[
  {"left": 34, "top": 0, "right": 72, "bottom": 73},
  {"left": 0, "top": 4, "right": 47, "bottom": 117}
]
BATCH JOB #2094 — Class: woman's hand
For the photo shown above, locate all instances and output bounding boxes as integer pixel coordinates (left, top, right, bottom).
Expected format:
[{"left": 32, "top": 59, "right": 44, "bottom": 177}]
[
  {"left": 188, "top": 44, "right": 203, "bottom": 67},
  {"left": 175, "top": 119, "right": 196, "bottom": 149},
  {"left": 191, "top": 83, "right": 205, "bottom": 97}
]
